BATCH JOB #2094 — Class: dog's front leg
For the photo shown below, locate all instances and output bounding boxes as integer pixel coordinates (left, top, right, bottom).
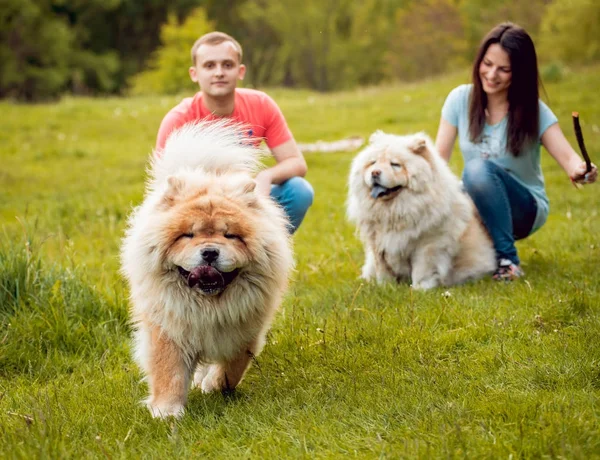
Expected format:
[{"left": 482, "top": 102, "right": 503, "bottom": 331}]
[
  {"left": 361, "top": 246, "right": 396, "bottom": 283},
  {"left": 200, "top": 343, "right": 257, "bottom": 394},
  {"left": 360, "top": 248, "right": 378, "bottom": 280},
  {"left": 145, "top": 325, "right": 191, "bottom": 419},
  {"left": 411, "top": 246, "right": 452, "bottom": 290}
]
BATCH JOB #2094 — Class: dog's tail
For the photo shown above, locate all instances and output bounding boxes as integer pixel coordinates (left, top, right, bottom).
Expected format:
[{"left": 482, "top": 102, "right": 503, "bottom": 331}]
[{"left": 150, "top": 120, "right": 264, "bottom": 183}]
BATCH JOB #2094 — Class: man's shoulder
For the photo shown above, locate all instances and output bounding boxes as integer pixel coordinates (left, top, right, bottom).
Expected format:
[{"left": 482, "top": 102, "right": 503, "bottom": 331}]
[
  {"left": 235, "top": 87, "right": 275, "bottom": 104},
  {"left": 167, "top": 92, "right": 202, "bottom": 116}
]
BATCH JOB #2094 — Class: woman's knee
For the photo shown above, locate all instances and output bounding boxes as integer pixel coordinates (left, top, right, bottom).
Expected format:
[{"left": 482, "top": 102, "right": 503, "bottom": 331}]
[{"left": 462, "top": 158, "right": 496, "bottom": 195}]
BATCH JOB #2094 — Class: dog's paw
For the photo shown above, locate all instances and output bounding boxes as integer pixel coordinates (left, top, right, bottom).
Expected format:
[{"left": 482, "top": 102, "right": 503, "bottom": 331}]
[
  {"left": 359, "top": 273, "right": 374, "bottom": 282},
  {"left": 412, "top": 276, "right": 441, "bottom": 290},
  {"left": 359, "top": 271, "right": 374, "bottom": 281},
  {"left": 191, "top": 365, "right": 210, "bottom": 389},
  {"left": 199, "top": 365, "right": 224, "bottom": 393},
  {"left": 146, "top": 400, "right": 185, "bottom": 419}
]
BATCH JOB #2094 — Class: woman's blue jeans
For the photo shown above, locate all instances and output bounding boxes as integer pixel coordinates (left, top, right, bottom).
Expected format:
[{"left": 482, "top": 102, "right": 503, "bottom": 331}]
[
  {"left": 270, "top": 176, "right": 314, "bottom": 234},
  {"left": 462, "top": 159, "right": 537, "bottom": 265}
]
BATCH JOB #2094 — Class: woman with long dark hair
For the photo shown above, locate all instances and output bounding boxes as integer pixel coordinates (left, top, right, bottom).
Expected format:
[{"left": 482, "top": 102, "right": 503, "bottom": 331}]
[{"left": 435, "top": 22, "right": 597, "bottom": 281}]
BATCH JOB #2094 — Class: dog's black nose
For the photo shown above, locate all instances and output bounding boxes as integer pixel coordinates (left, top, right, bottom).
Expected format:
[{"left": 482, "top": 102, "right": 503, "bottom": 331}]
[
  {"left": 201, "top": 248, "right": 219, "bottom": 263},
  {"left": 371, "top": 169, "right": 381, "bottom": 178}
]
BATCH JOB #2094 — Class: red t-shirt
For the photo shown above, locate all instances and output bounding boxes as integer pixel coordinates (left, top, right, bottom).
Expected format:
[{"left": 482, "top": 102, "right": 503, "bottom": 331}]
[{"left": 156, "top": 88, "right": 293, "bottom": 151}]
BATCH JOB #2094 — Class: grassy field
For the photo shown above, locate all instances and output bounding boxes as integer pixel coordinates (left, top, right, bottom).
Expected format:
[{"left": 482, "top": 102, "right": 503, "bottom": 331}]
[{"left": 1, "top": 66, "right": 599, "bottom": 458}]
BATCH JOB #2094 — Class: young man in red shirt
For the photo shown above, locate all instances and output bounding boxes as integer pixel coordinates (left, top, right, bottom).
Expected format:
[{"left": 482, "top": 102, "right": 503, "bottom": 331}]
[{"left": 156, "top": 31, "right": 313, "bottom": 233}]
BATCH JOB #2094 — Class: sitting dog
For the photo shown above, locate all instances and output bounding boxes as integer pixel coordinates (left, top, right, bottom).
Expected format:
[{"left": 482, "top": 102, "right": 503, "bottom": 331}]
[{"left": 347, "top": 131, "right": 495, "bottom": 289}]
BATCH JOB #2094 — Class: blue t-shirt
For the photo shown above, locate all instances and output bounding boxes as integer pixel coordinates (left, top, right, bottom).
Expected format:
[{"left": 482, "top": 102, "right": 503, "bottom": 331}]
[{"left": 441, "top": 84, "right": 558, "bottom": 232}]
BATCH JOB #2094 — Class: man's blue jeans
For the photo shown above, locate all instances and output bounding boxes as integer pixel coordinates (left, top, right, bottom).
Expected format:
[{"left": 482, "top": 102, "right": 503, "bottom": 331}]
[
  {"left": 462, "top": 158, "right": 537, "bottom": 265},
  {"left": 270, "top": 177, "right": 314, "bottom": 234}
]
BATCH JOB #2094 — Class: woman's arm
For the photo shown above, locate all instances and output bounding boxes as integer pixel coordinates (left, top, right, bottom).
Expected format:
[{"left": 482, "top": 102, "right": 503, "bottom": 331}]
[
  {"left": 541, "top": 123, "right": 598, "bottom": 184},
  {"left": 435, "top": 117, "right": 458, "bottom": 162}
]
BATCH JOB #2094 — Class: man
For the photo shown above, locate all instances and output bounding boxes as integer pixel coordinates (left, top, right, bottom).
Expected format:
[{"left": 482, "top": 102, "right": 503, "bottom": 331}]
[{"left": 156, "top": 31, "right": 313, "bottom": 233}]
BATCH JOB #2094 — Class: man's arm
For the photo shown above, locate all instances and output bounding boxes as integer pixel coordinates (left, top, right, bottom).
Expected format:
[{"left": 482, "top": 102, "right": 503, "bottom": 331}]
[
  {"left": 254, "top": 139, "right": 308, "bottom": 195},
  {"left": 156, "top": 112, "right": 187, "bottom": 153}
]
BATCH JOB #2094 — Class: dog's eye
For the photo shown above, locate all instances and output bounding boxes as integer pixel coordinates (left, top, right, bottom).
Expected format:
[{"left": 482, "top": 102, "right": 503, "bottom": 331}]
[
  {"left": 177, "top": 233, "right": 194, "bottom": 241},
  {"left": 390, "top": 162, "right": 402, "bottom": 168},
  {"left": 225, "top": 233, "right": 244, "bottom": 243}
]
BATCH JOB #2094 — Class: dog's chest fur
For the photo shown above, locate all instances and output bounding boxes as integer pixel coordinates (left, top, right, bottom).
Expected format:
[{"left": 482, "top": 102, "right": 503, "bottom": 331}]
[{"left": 362, "top": 193, "right": 471, "bottom": 275}]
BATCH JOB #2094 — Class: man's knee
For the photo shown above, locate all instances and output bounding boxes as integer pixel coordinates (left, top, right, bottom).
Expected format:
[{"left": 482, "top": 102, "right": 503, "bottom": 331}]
[
  {"left": 284, "top": 177, "right": 314, "bottom": 210},
  {"left": 272, "top": 177, "right": 314, "bottom": 233}
]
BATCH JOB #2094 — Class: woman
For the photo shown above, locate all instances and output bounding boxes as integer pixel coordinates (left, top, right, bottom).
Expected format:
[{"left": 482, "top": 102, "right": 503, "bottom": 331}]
[{"left": 435, "top": 22, "right": 597, "bottom": 281}]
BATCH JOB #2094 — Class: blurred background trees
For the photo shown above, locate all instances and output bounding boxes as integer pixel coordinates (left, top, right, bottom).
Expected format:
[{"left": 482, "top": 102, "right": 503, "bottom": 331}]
[{"left": 0, "top": 0, "right": 598, "bottom": 100}]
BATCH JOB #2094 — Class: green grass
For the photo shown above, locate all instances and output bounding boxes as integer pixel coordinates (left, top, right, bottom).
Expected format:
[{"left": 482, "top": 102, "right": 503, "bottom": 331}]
[{"left": 1, "top": 66, "right": 599, "bottom": 458}]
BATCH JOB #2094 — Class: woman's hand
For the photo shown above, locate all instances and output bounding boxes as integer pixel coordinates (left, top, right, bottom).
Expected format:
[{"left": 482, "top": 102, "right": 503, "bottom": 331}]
[
  {"left": 542, "top": 124, "right": 597, "bottom": 185},
  {"left": 570, "top": 161, "right": 597, "bottom": 184}
]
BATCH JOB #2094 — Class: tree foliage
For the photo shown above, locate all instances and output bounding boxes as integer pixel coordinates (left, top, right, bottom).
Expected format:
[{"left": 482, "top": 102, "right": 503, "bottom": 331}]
[
  {"left": 0, "top": 0, "right": 597, "bottom": 100},
  {"left": 227, "top": 0, "right": 392, "bottom": 91},
  {"left": 128, "top": 8, "right": 213, "bottom": 95},
  {"left": 458, "top": 0, "right": 551, "bottom": 62},
  {"left": 0, "top": 0, "right": 201, "bottom": 100},
  {"left": 0, "top": 0, "right": 73, "bottom": 100},
  {"left": 388, "top": 0, "right": 467, "bottom": 81},
  {"left": 538, "top": 0, "right": 600, "bottom": 65}
]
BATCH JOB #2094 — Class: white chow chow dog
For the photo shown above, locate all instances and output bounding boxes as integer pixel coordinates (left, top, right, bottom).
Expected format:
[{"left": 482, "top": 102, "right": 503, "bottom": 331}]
[
  {"left": 347, "top": 131, "right": 495, "bottom": 289},
  {"left": 121, "top": 121, "right": 294, "bottom": 418}
]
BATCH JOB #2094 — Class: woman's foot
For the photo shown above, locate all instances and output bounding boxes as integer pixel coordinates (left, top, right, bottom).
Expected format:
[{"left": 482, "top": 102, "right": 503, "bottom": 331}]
[{"left": 492, "top": 258, "right": 524, "bottom": 281}]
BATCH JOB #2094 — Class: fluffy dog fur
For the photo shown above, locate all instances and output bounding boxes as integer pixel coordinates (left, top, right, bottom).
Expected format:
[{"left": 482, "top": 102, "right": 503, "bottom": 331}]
[
  {"left": 121, "top": 121, "right": 294, "bottom": 418},
  {"left": 347, "top": 131, "right": 495, "bottom": 290}
]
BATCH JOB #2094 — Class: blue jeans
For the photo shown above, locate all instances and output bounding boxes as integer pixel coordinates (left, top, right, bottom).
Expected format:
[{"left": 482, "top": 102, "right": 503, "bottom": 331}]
[
  {"left": 462, "top": 159, "right": 537, "bottom": 266},
  {"left": 270, "top": 177, "right": 314, "bottom": 234}
]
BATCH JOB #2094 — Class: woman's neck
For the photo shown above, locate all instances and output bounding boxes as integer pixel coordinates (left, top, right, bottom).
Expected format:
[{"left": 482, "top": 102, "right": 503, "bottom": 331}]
[{"left": 485, "top": 92, "right": 509, "bottom": 123}]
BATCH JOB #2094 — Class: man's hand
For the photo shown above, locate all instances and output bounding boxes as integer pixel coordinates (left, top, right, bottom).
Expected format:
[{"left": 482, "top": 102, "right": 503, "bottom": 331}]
[{"left": 255, "top": 170, "right": 273, "bottom": 196}]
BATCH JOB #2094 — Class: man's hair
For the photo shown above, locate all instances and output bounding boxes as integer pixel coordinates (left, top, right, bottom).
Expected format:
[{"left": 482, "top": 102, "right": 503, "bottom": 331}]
[{"left": 190, "top": 32, "right": 243, "bottom": 66}]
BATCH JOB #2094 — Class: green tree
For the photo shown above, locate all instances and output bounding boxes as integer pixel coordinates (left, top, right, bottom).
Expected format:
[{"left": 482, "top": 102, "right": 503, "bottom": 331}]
[
  {"left": 458, "top": 0, "right": 551, "bottom": 62},
  {"left": 0, "top": 0, "right": 206, "bottom": 99},
  {"left": 128, "top": 8, "right": 213, "bottom": 95},
  {"left": 0, "top": 0, "right": 73, "bottom": 100},
  {"left": 538, "top": 0, "right": 600, "bottom": 65},
  {"left": 388, "top": 0, "right": 467, "bottom": 80},
  {"left": 240, "top": 0, "right": 392, "bottom": 91}
]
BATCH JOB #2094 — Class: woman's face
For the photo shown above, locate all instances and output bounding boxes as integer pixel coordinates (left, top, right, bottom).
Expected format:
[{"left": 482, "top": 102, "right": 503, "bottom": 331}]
[{"left": 479, "top": 43, "right": 512, "bottom": 97}]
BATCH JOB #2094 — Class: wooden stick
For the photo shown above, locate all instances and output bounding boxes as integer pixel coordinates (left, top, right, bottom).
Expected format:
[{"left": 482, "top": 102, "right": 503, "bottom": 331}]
[{"left": 572, "top": 112, "right": 592, "bottom": 173}]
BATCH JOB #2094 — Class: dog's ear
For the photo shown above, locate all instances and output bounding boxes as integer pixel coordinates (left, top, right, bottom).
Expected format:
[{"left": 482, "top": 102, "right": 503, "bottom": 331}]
[
  {"left": 241, "top": 179, "right": 260, "bottom": 208},
  {"left": 166, "top": 175, "right": 184, "bottom": 194},
  {"left": 408, "top": 135, "right": 428, "bottom": 155},
  {"left": 408, "top": 133, "right": 431, "bottom": 156},
  {"left": 226, "top": 175, "right": 256, "bottom": 195},
  {"left": 242, "top": 179, "right": 256, "bottom": 194},
  {"left": 369, "top": 130, "right": 386, "bottom": 144},
  {"left": 225, "top": 176, "right": 260, "bottom": 207},
  {"left": 161, "top": 175, "right": 185, "bottom": 207}
]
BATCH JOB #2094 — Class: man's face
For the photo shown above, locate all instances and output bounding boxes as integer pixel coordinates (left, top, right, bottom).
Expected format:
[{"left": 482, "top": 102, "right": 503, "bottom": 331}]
[{"left": 189, "top": 42, "right": 246, "bottom": 98}]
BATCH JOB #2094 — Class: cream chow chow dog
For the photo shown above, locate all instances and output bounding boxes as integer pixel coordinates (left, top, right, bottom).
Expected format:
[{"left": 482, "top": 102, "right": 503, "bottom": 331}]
[
  {"left": 121, "top": 121, "right": 294, "bottom": 418},
  {"left": 347, "top": 131, "right": 495, "bottom": 289}
]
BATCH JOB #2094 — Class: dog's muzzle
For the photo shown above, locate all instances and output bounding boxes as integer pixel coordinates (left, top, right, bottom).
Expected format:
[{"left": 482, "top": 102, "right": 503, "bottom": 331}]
[
  {"left": 177, "top": 265, "right": 240, "bottom": 295},
  {"left": 370, "top": 183, "right": 403, "bottom": 199}
]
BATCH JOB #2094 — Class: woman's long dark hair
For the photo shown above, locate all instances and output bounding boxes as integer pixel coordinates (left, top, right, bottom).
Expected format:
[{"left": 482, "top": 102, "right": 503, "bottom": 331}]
[{"left": 469, "top": 23, "right": 540, "bottom": 156}]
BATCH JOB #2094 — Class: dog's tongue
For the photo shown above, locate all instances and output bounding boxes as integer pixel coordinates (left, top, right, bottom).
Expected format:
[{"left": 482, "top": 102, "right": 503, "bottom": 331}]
[
  {"left": 370, "top": 184, "right": 388, "bottom": 198},
  {"left": 188, "top": 266, "right": 225, "bottom": 292}
]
